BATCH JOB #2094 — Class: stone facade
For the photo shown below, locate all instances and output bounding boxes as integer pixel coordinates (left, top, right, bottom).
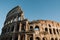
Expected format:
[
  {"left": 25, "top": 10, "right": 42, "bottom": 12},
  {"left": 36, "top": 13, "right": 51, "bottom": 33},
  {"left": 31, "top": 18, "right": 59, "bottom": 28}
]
[{"left": 0, "top": 6, "right": 60, "bottom": 40}]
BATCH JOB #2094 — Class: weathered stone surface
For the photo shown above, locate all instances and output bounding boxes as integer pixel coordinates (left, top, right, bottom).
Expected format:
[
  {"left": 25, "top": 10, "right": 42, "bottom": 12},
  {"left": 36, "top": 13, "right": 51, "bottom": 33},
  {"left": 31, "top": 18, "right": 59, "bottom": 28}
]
[{"left": 0, "top": 6, "right": 60, "bottom": 40}]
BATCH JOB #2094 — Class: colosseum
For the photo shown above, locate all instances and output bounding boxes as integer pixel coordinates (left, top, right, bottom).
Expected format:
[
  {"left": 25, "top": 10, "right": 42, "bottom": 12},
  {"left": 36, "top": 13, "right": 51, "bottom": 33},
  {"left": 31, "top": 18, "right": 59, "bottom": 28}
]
[{"left": 0, "top": 6, "right": 60, "bottom": 40}]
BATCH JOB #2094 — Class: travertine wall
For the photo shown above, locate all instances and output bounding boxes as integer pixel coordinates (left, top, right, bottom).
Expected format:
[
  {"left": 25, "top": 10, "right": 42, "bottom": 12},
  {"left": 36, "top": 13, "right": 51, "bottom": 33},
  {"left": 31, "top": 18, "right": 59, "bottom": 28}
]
[{"left": 28, "top": 20, "right": 60, "bottom": 40}]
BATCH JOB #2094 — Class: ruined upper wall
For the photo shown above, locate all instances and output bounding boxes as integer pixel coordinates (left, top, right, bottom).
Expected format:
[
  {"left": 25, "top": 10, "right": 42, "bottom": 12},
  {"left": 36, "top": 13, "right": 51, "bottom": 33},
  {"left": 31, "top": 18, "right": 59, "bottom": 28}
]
[
  {"left": 29, "top": 20, "right": 60, "bottom": 27},
  {"left": 4, "top": 6, "right": 24, "bottom": 25},
  {"left": 6, "top": 6, "right": 23, "bottom": 19}
]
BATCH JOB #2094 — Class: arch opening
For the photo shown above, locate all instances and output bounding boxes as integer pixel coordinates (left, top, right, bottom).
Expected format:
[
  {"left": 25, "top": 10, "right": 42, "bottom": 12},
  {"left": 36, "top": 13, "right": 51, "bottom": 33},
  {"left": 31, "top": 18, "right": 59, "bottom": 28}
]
[{"left": 35, "top": 26, "right": 39, "bottom": 31}]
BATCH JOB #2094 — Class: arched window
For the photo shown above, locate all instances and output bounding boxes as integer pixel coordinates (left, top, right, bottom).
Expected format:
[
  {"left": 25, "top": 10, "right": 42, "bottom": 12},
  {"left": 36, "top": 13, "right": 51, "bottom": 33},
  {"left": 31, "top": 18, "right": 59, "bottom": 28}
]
[
  {"left": 20, "top": 35, "right": 25, "bottom": 40},
  {"left": 30, "top": 26, "right": 33, "bottom": 31},
  {"left": 45, "top": 28, "right": 48, "bottom": 32},
  {"left": 51, "top": 38, "right": 54, "bottom": 40},
  {"left": 35, "top": 26, "right": 39, "bottom": 30},
  {"left": 11, "top": 26, "right": 14, "bottom": 32},
  {"left": 55, "top": 38, "right": 58, "bottom": 40},
  {"left": 48, "top": 24, "right": 51, "bottom": 27},
  {"left": 53, "top": 28, "right": 56, "bottom": 34},
  {"left": 43, "top": 37, "right": 47, "bottom": 40},
  {"left": 43, "top": 38, "right": 45, "bottom": 40},
  {"left": 30, "top": 37, "right": 33, "bottom": 40},
  {"left": 56, "top": 29, "right": 59, "bottom": 34},
  {"left": 16, "top": 24, "right": 19, "bottom": 31},
  {"left": 18, "top": 17, "right": 20, "bottom": 21},
  {"left": 21, "top": 24, "right": 25, "bottom": 31},
  {"left": 36, "top": 37, "right": 40, "bottom": 40},
  {"left": 49, "top": 29, "right": 52, "bottom": 34}
]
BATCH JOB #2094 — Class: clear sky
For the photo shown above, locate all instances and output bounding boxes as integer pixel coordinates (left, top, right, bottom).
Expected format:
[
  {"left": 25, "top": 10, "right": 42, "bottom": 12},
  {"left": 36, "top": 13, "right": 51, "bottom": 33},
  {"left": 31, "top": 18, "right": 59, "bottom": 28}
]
[{"left": 0, "top": 0, "right": 60, "bottom": 34}]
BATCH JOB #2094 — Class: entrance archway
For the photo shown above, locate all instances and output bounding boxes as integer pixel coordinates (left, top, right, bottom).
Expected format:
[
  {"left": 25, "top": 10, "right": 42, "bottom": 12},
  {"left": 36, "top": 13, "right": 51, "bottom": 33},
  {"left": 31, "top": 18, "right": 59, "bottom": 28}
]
[
  {"left": 30, "top": 37, "right": 33, "bottom": 40},
  {"left": 36, "top": 37, "right": 40, "bottom": 40}
]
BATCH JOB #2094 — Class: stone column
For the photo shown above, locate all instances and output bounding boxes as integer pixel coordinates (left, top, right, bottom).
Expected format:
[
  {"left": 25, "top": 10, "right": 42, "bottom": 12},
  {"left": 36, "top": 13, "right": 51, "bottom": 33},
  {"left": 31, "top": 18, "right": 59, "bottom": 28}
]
[
  {"left": 13, "top": 26, "right": 15, "bottom": 32},
  {"left": 18, "top": 34, "right": 20, "bottom": 40},
  {"left": 25, "top": 21, "right": 28, "bottom": 31},
  {"left": 20, "top": 12, "right": 24, "bottom": 21},
  {"left": 25, "top": 34, "right": 27, "bottom": 40},
  {"left": 9, "top": 26, "right": 12, "bottom": 32},
  {"left": 19, "top": 23, "right": 22, "bottom": 32},
  {"left": 16, "top": 16, "right": 18, "bottom": 21},
  {"left": 14, "top": 23, "right": 17, "bottom": 32},
  {"left": 6, "top": 27, "right": 8, "bottom": 32},
  {"left": 12, "top": 35, "right": 14, "bottom": 40},
  {"left": 33, "top": 34, "right": 35, "bottom": 40}
]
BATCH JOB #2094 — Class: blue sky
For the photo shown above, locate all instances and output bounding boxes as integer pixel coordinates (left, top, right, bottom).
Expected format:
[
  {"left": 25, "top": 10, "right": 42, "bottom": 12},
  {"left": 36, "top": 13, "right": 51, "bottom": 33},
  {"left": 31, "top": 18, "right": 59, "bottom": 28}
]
[{"left": 0, "top": 0, "right": 60, "bottom": 34}]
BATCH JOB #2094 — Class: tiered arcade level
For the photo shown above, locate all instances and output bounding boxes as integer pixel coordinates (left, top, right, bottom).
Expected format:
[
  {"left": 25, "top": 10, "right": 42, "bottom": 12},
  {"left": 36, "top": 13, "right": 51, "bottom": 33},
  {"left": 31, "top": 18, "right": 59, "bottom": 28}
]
[
  {"left": 0, "top": 6, "right": 60, "bottom": 40},
  {"left": 0, "top": 6, "right": 30, "bottom": 40}
]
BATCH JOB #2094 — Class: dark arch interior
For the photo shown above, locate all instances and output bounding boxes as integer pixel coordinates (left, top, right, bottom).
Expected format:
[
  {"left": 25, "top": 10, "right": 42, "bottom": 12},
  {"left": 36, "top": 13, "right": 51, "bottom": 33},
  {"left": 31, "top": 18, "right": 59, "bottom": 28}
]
[
  {"left": 35, "top": 26, "right": 39, "bottom": 30},
  {"left": 45, "top": 28, "right": 48, "bottom": 32},
  {"left": 43, "top": 37, "right": 47, "bottom": 40},
  {"left": 36, "top": 37, "right": 40, "bottom": 40},
  {"left": 48, "top": 24, "right": 51, "bottom": 27},
  {"left": 30, "top": 37, "right": 33, "bottom": 40},
  {"left": 55, "top": 38, "right": 58, "bottom": 40},
  {"left": 30, "top": 26, "right": 33, "bottom": 31},
  {"left": 51, "top": 38, "right": 54, "bottom": 40},
  {"left": 11, "top": 25, "right": 14, "bottom": 32},
  {"left": 30, "top": 26, "right": 33, "bottom": 29}
]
